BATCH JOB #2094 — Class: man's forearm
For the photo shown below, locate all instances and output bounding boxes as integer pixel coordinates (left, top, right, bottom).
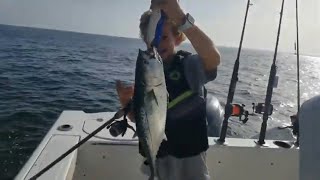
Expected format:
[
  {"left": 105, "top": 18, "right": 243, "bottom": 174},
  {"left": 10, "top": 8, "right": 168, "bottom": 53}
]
[
  {"left": 184, "top": 25, "right": 221, "bottom": 72},
  {"left": 152, "top": 0, "right": 220, "bottom": 72}
]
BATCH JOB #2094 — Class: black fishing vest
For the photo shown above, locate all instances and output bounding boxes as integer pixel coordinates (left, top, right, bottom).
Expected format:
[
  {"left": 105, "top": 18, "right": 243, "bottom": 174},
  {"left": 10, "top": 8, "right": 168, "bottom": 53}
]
[{"left": 157, "top": 50, "right": 209, "bottom": 158}]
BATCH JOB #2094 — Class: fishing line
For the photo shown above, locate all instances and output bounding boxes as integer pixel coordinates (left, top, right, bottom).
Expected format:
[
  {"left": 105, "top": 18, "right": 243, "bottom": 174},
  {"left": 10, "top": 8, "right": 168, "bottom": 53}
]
[{"left": 257, "top": 0, "right": 286, "bottom": 145}]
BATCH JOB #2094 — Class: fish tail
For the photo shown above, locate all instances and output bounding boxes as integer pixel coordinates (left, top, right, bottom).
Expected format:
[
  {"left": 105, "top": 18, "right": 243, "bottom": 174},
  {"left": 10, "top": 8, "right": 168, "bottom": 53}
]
[
  {"left": 147, "top": 157, "right": 157, "bottom": 180},
  {"left": 149, "top": 174, "right": 154, "bottom": 180}
]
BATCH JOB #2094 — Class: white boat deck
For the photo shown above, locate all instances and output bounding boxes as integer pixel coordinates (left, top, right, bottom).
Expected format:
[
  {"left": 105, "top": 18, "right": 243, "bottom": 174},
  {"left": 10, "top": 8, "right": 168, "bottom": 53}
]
[{"left": 15, "top": 110, "right": 299, "bottom": 180}]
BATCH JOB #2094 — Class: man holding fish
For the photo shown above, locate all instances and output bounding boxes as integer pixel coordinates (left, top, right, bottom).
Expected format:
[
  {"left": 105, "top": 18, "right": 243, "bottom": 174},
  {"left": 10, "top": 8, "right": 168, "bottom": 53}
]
[{"left": 116, "top": 0, "right": 220, "bottom": 179}]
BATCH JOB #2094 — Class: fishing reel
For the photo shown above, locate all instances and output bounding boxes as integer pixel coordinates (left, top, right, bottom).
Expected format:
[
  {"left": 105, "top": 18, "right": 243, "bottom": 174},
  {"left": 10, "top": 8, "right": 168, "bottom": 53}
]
[
  {"left": 231, "top": 103, "right": 249, "bottom": 123},
  {"left": 252, "top": 103, "right": 274, "bottom": 116},
  {"left": 107, "top": 117, "right": 136, "bottom": 137},
  {"left": 278, "top": 114, "right": 299, "bottom": 136}
]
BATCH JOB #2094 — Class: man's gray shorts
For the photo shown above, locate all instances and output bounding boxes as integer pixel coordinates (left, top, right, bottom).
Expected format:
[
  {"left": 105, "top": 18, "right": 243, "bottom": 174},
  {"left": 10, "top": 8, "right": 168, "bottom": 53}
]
[{"left": 141, "top": 152, "right": 210, "bottom": 180}]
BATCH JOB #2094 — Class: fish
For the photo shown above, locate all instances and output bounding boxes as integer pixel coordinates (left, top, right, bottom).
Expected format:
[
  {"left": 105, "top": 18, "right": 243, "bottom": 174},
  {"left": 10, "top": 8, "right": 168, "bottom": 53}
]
[{"left": 133, "top": 48, "right": 167, "bottom": 180}]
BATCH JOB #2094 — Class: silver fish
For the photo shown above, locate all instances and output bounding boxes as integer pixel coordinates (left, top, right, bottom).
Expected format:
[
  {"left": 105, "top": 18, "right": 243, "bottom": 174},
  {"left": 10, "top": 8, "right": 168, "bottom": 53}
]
[{"left": 133, "top": 48, "right": 167, "bottom": 180}]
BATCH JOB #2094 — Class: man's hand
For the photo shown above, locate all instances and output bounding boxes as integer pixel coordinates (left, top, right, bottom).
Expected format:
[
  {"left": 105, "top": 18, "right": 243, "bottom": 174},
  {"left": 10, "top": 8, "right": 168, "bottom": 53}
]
[
  {"left": 151, "top": 0, "right": 220, "bottom": 72},
  {"left": 116, "top": 80, "right": 134, "bottom": 107},
  {"left": 151, "top": 0, "right": 185, "bottom": 27},
  {"left": 116, "top": 80, "right": 135, "bottom": 122}
]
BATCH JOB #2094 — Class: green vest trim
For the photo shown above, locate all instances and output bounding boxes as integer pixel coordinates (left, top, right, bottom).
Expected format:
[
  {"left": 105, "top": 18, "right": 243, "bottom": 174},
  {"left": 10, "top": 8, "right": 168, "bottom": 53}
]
[{"left": 168, "top": 90, "right": 193, "bottom": 109}]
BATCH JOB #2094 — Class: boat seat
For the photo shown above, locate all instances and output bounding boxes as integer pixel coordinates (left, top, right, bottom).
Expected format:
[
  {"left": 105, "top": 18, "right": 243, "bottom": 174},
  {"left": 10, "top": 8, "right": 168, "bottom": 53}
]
[
  {"left": 24, "top": 135, "right": 80, "bottom": 180},
  {"left": 299, "top": 95, "right": 320, "bottom": 179}
]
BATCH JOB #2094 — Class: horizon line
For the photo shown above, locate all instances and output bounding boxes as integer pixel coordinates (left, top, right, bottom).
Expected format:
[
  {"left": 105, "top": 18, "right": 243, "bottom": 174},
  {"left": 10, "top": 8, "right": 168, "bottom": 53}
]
[{"left": 0, "top": 23, "right": 318, "bottom": 58}]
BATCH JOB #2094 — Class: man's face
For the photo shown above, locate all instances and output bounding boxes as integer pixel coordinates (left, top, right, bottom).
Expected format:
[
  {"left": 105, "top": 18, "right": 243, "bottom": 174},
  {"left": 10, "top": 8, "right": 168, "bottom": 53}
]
[{"left": 157, "top": 23, "right": 177, "bottom": 62}]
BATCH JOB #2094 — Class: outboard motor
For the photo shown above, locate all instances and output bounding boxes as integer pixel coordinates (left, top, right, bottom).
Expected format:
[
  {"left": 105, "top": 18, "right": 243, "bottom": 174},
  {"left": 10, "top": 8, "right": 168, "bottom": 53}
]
[
  {"left": 299, "top": 95, "right": 320, "bottom": 180},
  {"left": 206, "top": 94, "right": 224, "bottom": 137}
]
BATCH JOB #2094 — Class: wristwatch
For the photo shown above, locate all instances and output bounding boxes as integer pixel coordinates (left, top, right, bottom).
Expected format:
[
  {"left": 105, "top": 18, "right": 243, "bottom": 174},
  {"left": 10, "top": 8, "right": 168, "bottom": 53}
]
[{"left": 178, "top": 13, "right": 195, "bottom": 32}]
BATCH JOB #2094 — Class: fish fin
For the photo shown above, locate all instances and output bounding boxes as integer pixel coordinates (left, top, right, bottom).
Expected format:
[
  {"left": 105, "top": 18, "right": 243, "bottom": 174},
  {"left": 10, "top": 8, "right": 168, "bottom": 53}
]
[
  {"left": 148, "top": 89, "right": 159, "bottom": 106},
  {"left": 163, "top": 133, "right": 167, "bottom": 141},
  {"left": 132, "top": 131, "right": 138, "bottom": 138}
]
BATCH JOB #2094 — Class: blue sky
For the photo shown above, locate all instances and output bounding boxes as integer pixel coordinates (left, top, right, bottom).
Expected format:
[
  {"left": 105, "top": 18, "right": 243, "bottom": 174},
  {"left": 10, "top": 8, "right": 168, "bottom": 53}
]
[{"left": 0, "top": 0, "right": 319, "bottom": 55}]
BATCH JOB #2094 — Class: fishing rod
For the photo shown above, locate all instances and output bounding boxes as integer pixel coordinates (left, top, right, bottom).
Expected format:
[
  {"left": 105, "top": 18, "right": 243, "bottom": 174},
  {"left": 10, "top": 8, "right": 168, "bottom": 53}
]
[
  {"left": 217, "top": 0, "right": 252, "bottom": 143},
  {"left": 257, "top": 0, "right": 285, "bottom": 145},
  {"left": 294, "top": 0, "right": 301, "bottom": 146},
  {"left": 295, "top": 0, "right": 301, "bottom": 112},
  {"left": 29, "top": 105, "right": 131, "bottom": 180}
]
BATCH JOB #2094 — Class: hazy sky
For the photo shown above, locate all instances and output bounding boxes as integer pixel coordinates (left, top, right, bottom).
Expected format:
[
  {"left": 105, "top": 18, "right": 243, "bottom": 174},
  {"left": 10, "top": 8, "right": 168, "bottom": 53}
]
[{"left": 0, "top": 0, "right": 319, "bottom": 55}]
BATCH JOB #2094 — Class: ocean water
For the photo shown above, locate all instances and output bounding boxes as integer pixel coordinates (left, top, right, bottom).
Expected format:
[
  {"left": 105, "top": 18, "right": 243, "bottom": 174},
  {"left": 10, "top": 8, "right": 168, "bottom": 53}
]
[{"left": 0, "top": 24, "right": 319, "bottom": 179}]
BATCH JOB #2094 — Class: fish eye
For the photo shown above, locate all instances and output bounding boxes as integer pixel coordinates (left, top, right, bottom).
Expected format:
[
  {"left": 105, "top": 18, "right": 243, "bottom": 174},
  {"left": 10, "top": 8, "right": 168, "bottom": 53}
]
[{"left": 143, "top": 60, "right": 149, "bottom": 64}]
